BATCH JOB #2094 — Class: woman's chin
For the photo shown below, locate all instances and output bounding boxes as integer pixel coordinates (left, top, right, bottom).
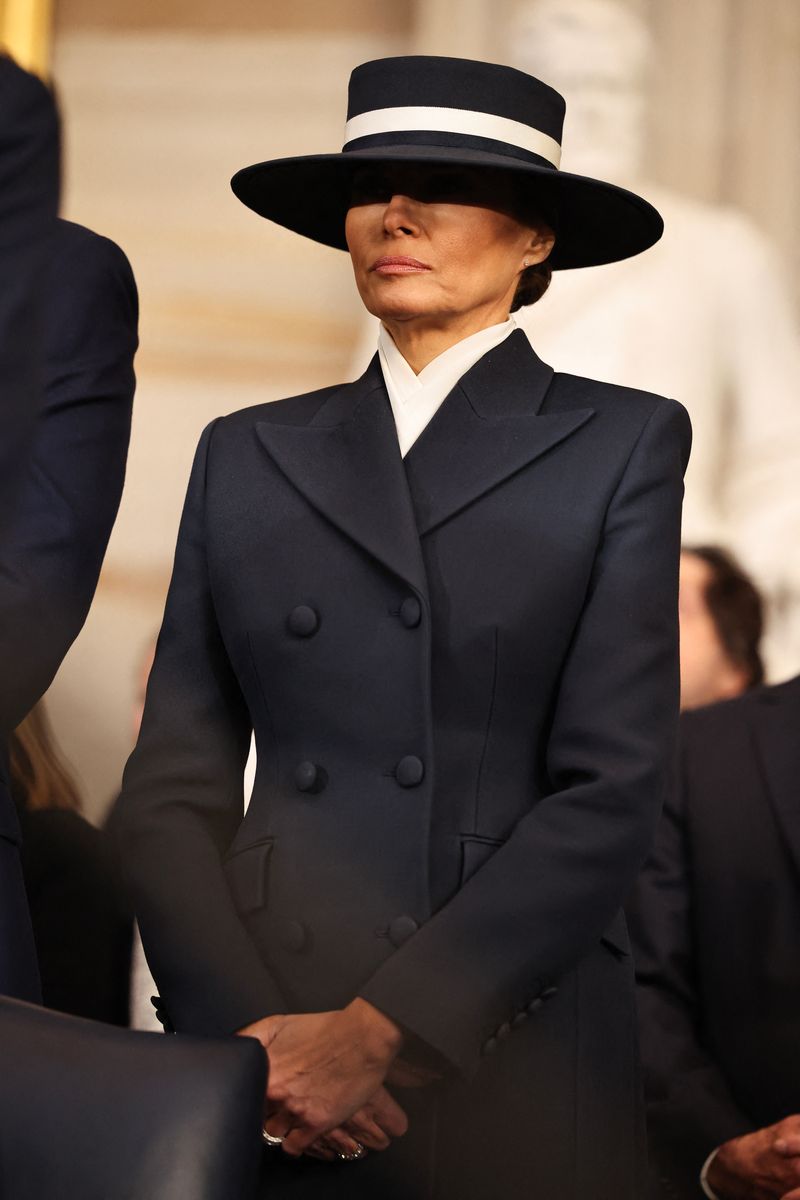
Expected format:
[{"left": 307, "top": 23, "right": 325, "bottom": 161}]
[
  {"left": 365, "top": 296, "right": 443, "bottom": 325},
  {"left": 362, "top": 280, "right": 442, "bottom": 324}
]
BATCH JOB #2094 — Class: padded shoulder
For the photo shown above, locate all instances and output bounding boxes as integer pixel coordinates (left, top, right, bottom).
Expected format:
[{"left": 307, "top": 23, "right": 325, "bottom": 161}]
[{"left": 219, "top": 379, "right": 353, "bottom": 429}]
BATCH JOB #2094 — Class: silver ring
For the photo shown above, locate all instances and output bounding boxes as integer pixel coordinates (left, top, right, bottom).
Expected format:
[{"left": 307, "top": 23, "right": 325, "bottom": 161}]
[
  {"left": 262, "top": 1129, "right": 285, "bottom": 1148},
  {"left": 338, "top": 1142, "right": 366, "bottom": 1162}
]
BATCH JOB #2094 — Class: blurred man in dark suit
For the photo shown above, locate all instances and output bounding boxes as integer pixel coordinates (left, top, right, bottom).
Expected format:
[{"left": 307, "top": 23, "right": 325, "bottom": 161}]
[
  {"left": 630, "top": 675, "right": 800, "bottom": 1200},
  {"left": 0, "top": 55, "right": 60, "bottom": 1002},
  {"left": 1, "top": 218, "right": 138, "bottom": 733},
  {"left": 0, "top": 207, "right": 138, "bottom": 999}
]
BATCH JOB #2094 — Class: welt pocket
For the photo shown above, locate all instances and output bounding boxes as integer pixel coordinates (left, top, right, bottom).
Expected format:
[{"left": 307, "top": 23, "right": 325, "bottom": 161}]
[
  {"left": 223, "top": 838, "right": 274, "bottom": 915},
  {"left": 460, "top": 834, "right": 505, "bottom": 886},
  {"left": 599, "top": 908, "right": 630, "bottom": 959}
]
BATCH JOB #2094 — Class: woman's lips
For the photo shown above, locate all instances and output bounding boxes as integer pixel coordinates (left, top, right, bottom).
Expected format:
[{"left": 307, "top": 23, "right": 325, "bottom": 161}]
[{"left": 371, "top": 256, "right": 432, "bottom": 274}]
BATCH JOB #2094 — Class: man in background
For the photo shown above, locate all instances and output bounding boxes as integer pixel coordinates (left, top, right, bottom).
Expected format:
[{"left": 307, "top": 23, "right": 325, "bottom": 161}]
[
  {"left": 0, "top": 58, "right": 138, "bottom": 1002},
  {"left": 0, "top": 55, "right": 60, "bottom": 1002},
  {"left": 631, "top": 668, "right": 800, "bottom": 1197},
  {"left": 679, "top": 546, "right": 764, "bottom": 711}
]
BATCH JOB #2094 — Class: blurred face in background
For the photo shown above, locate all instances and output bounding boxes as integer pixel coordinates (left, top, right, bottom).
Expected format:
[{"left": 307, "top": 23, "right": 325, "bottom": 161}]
[{"left": 679, "top": 551, "right": 749, "bottom": 711}]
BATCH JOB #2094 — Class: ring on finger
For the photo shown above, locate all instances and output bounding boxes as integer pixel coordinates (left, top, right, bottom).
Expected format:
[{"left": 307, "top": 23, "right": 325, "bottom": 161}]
[
  {"left": 338, "top": 1141, "right": 366, "bottom": 1162},
  {"left": 262, "top": 1129, "right": 285, "bottom": 1148}
]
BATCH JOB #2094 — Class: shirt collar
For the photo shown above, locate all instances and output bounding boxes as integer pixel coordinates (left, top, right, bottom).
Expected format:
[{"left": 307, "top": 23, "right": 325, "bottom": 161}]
[{"left": 378, "top": 317, "right": 517, "bottom": 406}]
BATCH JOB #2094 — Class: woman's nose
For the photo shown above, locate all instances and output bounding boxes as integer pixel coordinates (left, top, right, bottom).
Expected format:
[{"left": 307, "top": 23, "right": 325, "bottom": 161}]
[{"left": 383, "top": 193, "right": 420, "bottom": 235}]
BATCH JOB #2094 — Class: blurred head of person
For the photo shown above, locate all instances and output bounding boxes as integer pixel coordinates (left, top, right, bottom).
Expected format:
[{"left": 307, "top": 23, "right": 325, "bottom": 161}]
[
  {"left": 679, "top": 546, "right": 765, "bottom": 711},
  {"left": 10, "top": 701, "right": 82, "bottom": 814}
]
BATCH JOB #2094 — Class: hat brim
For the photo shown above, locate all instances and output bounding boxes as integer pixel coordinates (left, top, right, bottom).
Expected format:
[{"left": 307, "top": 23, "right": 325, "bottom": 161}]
[{"left": 231, "top": 143, "right": 663, "bottom": 270}]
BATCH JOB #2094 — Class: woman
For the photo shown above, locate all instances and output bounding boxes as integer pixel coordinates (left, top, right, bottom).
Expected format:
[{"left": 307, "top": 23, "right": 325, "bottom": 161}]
[{"left": 117, "top": 56, "right": 691, "bottom": 1198}]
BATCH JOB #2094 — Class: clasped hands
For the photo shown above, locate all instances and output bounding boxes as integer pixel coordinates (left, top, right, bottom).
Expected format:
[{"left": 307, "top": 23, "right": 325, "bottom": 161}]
[
  {"left": 238, "top": 997, "right": 440, "bottom": 1162},
  {"left": 708, "top": 1117, "right": 800, "bottom": 1200}
]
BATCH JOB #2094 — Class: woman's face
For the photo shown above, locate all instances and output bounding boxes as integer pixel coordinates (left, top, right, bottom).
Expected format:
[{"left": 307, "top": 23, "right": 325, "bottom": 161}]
[{"left": 345, "top": 164, "right": 554, "bottom": 329}]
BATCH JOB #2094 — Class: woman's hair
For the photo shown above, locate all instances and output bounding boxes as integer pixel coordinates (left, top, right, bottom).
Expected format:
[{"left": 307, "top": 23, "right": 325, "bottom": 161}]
[
  {"left": 685, "top": 545, "right": 765, "bottom": 689},
  {"left": 10, "top": 702, "right": 83, "bottom": 814},
  {"left": 509, "top": 177, "right": 555, "bottom": 312},
  {"left": 511, "top": 261, "right": 552, "bottom": 311}
]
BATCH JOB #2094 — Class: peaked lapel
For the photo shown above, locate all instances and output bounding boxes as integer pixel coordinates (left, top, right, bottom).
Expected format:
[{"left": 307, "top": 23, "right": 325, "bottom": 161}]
[
  {"left": 750, "top": 679, "right": 800, "bottom": 878},
  {"left": 403, "top": 331, "right": 594, "bottom": 536},
  {"left": 255, "top": 359, "right": 428, "bottom": 597}
]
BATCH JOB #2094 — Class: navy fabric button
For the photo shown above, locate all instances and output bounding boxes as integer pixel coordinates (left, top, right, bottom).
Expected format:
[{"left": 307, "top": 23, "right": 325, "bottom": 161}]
[
  {"left": 279, "top": 921, "right": 309, "bottom": 953},
  {"left": 481, "top": 1037, "right": 498, "bottom": 1056},
  {"left": 511, "top": 1012, "right": 528, "bottom": 1029},
  {"left": 395, "top": 755, "right": 424, "bottom": 787},
  {"left": 388, "top": 915, "right": 419, "bottom": 947},
  {"left": 287, "top": 605, "right": 319, "bottom": 637},
  {"left": 526, "top": 997, "right": 544, "bottom": 1014},
  {"left": 497, "top": 1022, "right": 511, "bottom": 1040},
  {"left": 295, "top": 761, "right": 326, "bottom": 793},
  {"left": 399, "top": 597, "right": 421, "bottom": 628}
]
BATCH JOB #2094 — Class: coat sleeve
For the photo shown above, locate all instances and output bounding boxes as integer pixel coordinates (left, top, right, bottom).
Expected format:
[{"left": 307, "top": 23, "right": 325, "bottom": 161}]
[
  {"left": 114, "top": 420, "right": 289, "bottom": 1035},
  {"left": 627, "top": 725, "right": 753, "bottom": 1198},
  {"left": 0, "top": 57, "right": 59, "bottom": 516},
  {"left": 359, "top": 397, "right": 692, "bottom": 1077},
  {"left": 0, "top": 223, "right": 137, "bottom": 735}
]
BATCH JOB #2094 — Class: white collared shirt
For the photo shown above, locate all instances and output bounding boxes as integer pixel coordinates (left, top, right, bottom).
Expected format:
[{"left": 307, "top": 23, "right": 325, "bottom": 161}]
[{"left": 378, "top": 318, "right": 517, "bottom": 457}]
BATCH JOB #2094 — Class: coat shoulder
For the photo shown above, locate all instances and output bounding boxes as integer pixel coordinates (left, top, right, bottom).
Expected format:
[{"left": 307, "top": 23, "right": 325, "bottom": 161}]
[
  {"left": 214, "top": 380, "right": 353, "bottom": 431},
  {"left": 547, "top": 371, "right": 691, "bottom": 474},
  {"left": 550, "top": 370, "right": 687, "bottom": 428},
  {"left": 48, "top": 220, "right": 138, "bottom": 341},
  {"left": 52, "top": 219, "right": 134, "bottom": 283}
]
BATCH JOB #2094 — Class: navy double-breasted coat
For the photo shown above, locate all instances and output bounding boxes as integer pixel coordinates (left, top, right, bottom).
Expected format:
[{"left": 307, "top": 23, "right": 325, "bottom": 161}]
[{"left": 118, "top": 330, "right": 691, "bottom": 1198}]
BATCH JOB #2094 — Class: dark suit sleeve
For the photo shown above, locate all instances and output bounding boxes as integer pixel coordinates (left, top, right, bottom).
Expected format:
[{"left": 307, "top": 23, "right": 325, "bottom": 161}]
[
  {"left": 0, "top": 56, "right": 59, "bottom": 515},
  {"left": 0, "top": 224, "right": 137, "bottom": 734},
  {"left": 628, "top": 729, "right": 753, "bottom": 1197},
  {"left": 115, "top": 422, "right": 289, "bottom": 1035},
  {"left": 359, "top": 398, "right": 691, "bottom": 1077}
]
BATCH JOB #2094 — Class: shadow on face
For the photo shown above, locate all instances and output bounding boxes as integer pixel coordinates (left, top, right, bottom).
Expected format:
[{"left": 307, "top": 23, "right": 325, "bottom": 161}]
[{"left": 348, "top": 163, "right": 551, "bottom": 225}]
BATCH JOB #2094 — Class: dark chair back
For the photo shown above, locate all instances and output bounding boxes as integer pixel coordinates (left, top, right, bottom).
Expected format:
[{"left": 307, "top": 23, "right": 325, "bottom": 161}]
[{"left": 0, "top": 996, "right": 266, "bottom": 1200}]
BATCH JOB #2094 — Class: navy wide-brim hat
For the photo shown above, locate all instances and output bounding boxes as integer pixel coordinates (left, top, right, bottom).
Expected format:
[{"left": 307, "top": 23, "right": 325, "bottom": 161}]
[{"left": 231, "top": 55, "right": 663, "bottom": 271}]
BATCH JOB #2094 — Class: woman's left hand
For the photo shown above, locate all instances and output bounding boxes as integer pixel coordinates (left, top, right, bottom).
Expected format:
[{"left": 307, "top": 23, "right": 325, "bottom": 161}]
[{"left": 238, "top": 998, "right": 406, "bottom": 1156}]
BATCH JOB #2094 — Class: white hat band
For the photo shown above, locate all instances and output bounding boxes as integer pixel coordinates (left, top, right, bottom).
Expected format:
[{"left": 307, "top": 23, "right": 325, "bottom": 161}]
[{"left": 343, "top": 105, "right": 562, "bottom": 168}]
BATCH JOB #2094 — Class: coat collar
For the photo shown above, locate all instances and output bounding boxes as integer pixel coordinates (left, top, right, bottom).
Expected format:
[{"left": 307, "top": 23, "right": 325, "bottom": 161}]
[
  {"left": 749, "top": 677, "right": 800, "bottom": 879},
  {"left": 402, "top": 330, "right": 594, "bottom": 534},
  {"left": 255, "top": 331, "right": 594, "bottom": 593},
  {"left": 256, "top": 358, "right": 429, "bottom": 597}
]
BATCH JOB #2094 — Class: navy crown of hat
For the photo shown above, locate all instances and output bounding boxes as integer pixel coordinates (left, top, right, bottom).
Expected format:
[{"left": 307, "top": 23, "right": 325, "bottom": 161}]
[
  {"left": 343, "top": 56, "right": 566, "bottom": 173},
  {"left": 231, "top": 55, "right": 663, "bottom": 271}
]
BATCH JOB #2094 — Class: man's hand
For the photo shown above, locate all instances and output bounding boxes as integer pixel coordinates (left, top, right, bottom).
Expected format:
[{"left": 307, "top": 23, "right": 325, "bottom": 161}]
[
  {"left": 707, "top": 1117, "right": 800, "bottom": 1199},
  {"left": 238, "top": 998, "right": 406, "bottom": 1157}
]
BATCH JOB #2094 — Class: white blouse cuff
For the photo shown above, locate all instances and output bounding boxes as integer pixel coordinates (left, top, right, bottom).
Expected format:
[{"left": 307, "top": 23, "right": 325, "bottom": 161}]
[{"left": 700, "top": 1148, "right": 722, "bottom": 1199}]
